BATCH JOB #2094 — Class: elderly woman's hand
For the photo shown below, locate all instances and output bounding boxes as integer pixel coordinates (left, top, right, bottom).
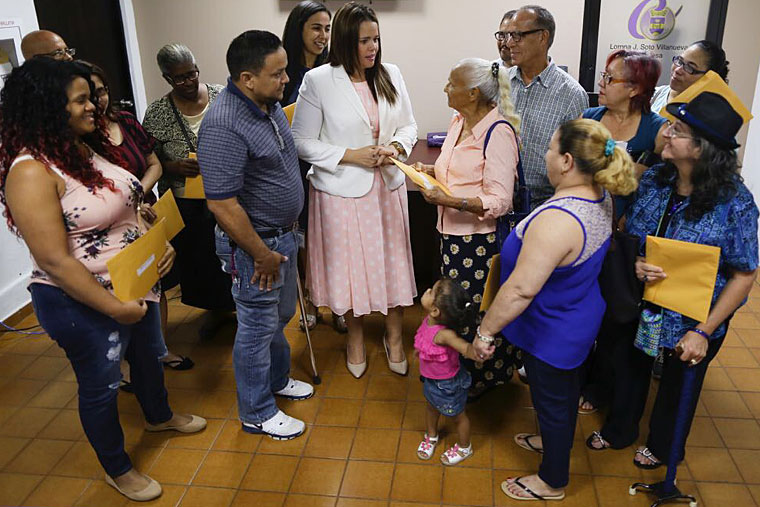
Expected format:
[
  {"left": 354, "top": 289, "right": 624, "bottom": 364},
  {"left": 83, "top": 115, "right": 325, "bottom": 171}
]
[
  {"left": 473, "top": 338, "right": 495, "bottom": 361},
  {"left": 419, "top": 185, "right": 448, "bottom": 206},
  {"left": 635, "top": 256, "right": 667, "bottom": 283},
  {"left": 676, "top": 330, "right": 709, "bottom": 366},
  {"left": 413, "top": 162, "right": 436, "bottom": 176}
]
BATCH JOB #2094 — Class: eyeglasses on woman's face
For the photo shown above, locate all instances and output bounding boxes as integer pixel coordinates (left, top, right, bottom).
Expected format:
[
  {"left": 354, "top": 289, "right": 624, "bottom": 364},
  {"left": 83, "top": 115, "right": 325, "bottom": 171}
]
[
  {"left": 672, "top": 55, "right": 707, "bottom": 76},
  {"left": 598, "top": 71, "right": 629, "bottom": 86},
  {"left": 663, "top": 120, "right": 695, "bottom": 140},
  {"left": 168, "top": 68, "right": 199, "bottom": 86}
]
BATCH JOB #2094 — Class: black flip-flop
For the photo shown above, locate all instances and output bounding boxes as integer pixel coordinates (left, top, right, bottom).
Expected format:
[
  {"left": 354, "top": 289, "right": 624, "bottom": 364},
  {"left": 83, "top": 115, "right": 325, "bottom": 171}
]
[
  {"left": 501, "top": 477, "right": 566, "bottom": 501},
  {"left": 633, "top": 447, "right": 663, "bottom": 470},
  {"left": 163, "top": 356, "right": 195, "bottom": 370},
  {"left": 585, "top": 431, "right": 611, "bottom": 451},
  {"left": 514, "top": 433, "right": 544, "bottom": 454}
]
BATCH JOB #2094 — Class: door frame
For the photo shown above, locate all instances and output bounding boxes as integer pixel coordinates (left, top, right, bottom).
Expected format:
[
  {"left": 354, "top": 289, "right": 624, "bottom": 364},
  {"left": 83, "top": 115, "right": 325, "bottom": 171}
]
[{"left": 118, "top": 0, "right": 147, "bottom": 119}]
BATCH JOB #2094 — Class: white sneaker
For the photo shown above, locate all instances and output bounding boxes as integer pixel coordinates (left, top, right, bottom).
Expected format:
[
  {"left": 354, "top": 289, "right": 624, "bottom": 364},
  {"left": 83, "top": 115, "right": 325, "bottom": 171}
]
[
  {"left": 274, "top": 378, "right": 314, "bottom": 400},
  {"left": 242, "top": 410, "right": 305, "bottom": 440}
]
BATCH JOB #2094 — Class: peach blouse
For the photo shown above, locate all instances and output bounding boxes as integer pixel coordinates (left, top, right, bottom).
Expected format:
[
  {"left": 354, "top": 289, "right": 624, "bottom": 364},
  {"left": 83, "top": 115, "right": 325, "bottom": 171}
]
[{"left": 433, "top": 107, "right": 518, "bottom": 236}]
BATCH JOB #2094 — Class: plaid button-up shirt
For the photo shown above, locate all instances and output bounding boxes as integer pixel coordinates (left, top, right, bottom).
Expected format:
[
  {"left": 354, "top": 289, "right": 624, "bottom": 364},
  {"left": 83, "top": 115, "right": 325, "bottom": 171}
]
[{"left": 509, "top": 62, "right": 589, "bottom": 207}]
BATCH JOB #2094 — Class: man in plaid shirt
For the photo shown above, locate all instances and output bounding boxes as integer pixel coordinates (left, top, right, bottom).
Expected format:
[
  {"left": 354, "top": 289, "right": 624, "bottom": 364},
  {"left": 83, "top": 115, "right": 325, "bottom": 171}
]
[{"left": 504, "top": 5, "right": 589, "bottom": 207}]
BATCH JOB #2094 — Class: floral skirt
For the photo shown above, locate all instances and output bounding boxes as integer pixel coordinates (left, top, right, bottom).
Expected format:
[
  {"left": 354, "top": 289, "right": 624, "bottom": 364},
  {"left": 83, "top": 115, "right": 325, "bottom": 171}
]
[{"left": 440, "top": 232, "right": 522, "bottom": 390}]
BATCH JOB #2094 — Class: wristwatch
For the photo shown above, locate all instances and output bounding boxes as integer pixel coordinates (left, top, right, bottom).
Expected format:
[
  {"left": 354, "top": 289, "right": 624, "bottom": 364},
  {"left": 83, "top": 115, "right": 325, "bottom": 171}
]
[
  {"left": 476, "top": 326, "right": 494, "bottom": 344},
  {"left": 389, "top": 141, "right": 405, "bottom": 158}
]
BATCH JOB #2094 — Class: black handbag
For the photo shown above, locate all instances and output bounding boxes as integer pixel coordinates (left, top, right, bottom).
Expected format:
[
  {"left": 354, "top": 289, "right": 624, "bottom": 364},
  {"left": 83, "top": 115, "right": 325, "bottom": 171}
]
[
  {"left": 483, "top": 120, "right": 532, "bottom": 246},
  {"left": 599, "top": 206, "right": 643, "bottom": 324}
]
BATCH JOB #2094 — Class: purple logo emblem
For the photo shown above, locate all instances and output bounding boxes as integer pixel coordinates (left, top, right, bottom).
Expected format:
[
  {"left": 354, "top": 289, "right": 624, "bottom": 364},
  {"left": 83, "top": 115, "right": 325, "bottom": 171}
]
[{"left": 628, "top": 0, "right": 681, "bottom": 41}]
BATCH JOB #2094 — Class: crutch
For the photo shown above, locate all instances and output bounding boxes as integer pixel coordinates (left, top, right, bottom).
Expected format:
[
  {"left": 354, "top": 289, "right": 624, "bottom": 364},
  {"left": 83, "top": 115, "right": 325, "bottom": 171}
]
[
  {"left": 628, "top": 359, "right": 698, "bottom": 507},
  {"left": 295, "top": 267, "right": 321, "bottom": 385}
]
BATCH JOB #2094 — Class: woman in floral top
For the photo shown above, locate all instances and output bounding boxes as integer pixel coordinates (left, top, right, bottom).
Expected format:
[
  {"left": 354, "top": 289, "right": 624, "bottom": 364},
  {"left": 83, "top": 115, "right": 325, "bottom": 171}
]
[
  {"left": 0, "top": 59, "right": 206, "bottom": 501},
  {"left": 586, "top": 91, "right": 758, "bottom": 471},
  {"left": 142, "top": 43, "right": 234, "bottom": 334}
]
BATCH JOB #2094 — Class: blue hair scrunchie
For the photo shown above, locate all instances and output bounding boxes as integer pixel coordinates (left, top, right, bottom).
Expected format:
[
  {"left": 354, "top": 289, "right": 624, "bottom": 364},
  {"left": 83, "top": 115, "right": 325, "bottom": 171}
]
[{"left": 604, "top": 138, "right": 615, "bottom": 157}]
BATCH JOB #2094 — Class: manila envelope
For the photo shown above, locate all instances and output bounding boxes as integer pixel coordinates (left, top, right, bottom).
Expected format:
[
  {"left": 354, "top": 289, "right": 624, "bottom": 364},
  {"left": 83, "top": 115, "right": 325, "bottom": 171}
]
[
  {"left": 390, "top": 158, "right": 453, "bottom": 196},
  {"left": 152, "top": 190, "right": 185, "bottom": 241},
  {"left": 659, "top": 70, "right": 753, "bottom": 125},
  {"left": 480, "top": 254, "right": 501, "bottom": 312},
  {"left": 642, "top": 235, "right": 720, "bottom": 323},
  {"left": 183, "top": 152, "right": 206, "bottom": 199},
  {"left": 283, "top": 103, "right": 296, "bottom": 126},
  {"left": 107, "top": 219, "right": 168, "bottom": 302}
]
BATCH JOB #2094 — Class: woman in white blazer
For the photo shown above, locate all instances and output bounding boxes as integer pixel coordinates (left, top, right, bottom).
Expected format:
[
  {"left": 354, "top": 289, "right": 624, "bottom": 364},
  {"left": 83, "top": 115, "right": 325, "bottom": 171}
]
[{"left": 292, "top": 1, "right": 418, "bottom": 379}]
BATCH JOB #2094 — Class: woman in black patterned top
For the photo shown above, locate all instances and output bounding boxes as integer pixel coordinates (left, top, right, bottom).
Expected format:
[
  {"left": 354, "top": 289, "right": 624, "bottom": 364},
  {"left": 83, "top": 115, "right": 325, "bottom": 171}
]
[{"left": 143, "top": 43, "right": 234, "bottom": 336}]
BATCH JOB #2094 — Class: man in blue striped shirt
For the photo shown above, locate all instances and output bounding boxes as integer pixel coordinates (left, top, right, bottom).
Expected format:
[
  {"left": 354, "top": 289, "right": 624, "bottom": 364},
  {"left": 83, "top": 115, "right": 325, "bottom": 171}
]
[
  {"left": 505, "top": 5, "right": 589, "bottom": 207},
  {"left": 199, "top": 30, "right": 312, "bottom": 441}
]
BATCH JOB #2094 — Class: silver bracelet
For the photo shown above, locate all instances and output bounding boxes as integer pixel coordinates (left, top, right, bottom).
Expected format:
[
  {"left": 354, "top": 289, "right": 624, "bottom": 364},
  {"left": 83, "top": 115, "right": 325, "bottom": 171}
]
[{"left": 476, "top": 326, "right": 494, "bottom": 344}]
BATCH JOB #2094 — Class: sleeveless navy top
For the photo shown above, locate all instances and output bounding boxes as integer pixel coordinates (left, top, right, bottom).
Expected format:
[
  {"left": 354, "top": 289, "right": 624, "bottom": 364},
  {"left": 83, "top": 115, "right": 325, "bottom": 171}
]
[{"left": 499, "top": 192, "right": 613, "bottom": 369}]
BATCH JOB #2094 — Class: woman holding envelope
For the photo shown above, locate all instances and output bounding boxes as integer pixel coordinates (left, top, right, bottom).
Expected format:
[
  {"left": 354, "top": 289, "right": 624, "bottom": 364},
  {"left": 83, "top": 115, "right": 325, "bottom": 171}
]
[
  {"left": 142, "top": 43, "right": 235, "bottom": 338},
  {"left": 413, "top": 57, "right": 521, "bottom": 397},
  {"left": 83, "top": 61, "right": 192, "bottom": 377},
  {"left": 586, "top": 90, "right": 758, "bottom": 471},
  {"left": 292, "top": 1, "right": 417, "bottom": 378},
  {"left": 0, "top": 59, "right": 206, "bottom": 501}
]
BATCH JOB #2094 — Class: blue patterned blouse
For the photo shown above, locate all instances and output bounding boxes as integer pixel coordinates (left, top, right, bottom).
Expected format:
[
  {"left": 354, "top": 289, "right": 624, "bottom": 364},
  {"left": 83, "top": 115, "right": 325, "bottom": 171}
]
[{"left": 626, "top": 164, "right": 759, "bottom": 348}]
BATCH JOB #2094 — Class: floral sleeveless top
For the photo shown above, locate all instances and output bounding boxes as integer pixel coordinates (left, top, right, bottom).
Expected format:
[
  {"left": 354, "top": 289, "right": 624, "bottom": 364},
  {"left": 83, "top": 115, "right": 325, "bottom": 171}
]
[{"left": 10, "top": 152, "right": 160, "bottom": 302}]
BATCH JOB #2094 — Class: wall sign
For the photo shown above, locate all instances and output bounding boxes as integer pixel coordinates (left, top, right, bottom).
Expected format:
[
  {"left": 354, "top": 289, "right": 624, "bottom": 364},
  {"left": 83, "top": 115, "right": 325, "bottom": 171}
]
[{"left": 594, "top": 0, "right": 711, "bottom": 91}]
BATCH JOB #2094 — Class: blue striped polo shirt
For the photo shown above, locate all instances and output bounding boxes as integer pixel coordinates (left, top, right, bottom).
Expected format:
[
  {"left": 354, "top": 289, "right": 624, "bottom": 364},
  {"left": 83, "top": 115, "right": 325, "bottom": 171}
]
[{"left": 198, "top": 79, "right": 303, "bottom": 231}]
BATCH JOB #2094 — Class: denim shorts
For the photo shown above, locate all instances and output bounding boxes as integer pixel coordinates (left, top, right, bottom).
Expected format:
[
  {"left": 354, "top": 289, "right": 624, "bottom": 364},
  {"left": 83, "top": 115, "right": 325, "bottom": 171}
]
[{"left": 422, "top": 367, "right": 472, "bottom": 416}]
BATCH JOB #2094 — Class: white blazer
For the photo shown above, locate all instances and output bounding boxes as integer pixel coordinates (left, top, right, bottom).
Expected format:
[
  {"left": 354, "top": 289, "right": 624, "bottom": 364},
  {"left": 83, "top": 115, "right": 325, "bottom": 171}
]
[{"left": 291, "top": 63, "right": 418, "bottom": 198}]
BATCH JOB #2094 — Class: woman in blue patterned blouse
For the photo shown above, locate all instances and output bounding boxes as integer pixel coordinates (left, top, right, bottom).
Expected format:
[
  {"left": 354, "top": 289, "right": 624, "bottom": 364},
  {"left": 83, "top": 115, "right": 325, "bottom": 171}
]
[{"left": 586, "top": 91, "right": 759, "bottom": 471}]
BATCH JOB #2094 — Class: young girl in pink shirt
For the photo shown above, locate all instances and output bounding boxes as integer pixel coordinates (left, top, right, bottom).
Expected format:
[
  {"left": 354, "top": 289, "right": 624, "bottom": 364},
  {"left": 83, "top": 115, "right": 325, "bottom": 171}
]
[{"left": 414, "top": 278, "right": 487, "bottom": 465}]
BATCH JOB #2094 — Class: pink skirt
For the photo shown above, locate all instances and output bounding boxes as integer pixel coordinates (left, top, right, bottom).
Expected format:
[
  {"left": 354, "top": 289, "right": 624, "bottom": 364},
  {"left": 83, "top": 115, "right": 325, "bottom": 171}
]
[{"left": 307, "top": 172, "right": 417, "bottom": 316}]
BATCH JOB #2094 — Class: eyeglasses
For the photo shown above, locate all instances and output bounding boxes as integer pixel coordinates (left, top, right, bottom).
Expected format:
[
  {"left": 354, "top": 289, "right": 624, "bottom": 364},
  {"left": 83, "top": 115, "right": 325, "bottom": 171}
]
[
  {"left": 663, "top": 121, "right": 695, "bottom": 140},
  {"left": 41, "top": 47, "right": 76, "bottom": 59},
  {"left": 672, "top": 55, "right": 707, "bottom": 76},
  {"left": 494, "top": 28, "right": 544, "bottom": 43},
  {"left": 599, "top": 71, "right": 629, "bottom": 86},
  {"left": 167, "top": 69, "right": 199, "bottom": 86}
]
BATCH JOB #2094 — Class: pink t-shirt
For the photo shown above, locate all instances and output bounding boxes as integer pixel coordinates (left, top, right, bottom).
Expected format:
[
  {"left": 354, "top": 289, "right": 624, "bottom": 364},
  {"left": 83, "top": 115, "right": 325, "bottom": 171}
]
[
  {"left": 11, "top": 152, "right": 160, "bottom": 303},
  {"left": 414, "top": 316, "right": 461, "bottom": 379},
  {"left": 434, "top": 107, "right": 519, "bottom": 235}
]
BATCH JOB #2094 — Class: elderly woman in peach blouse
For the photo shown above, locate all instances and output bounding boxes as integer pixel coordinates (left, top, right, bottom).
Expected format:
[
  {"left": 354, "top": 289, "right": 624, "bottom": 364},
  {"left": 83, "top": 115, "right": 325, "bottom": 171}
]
[{"left": 415, "top": 58, "right": 521, "bottom": 396}]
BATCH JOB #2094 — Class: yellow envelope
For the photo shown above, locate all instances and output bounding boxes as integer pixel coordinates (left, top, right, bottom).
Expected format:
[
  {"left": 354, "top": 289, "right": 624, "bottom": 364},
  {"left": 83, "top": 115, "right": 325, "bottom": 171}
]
[
  {"left": 106, "top": 219, "right": 167, "bottom": 302},
  {"left": 390, "top": 158, "right": 452, "bottom": 196},
  {"left": 283, "top": 103, "right": 296, "bottom": 126},
  {"left": 152, "top": 190, "right": 185, "bottom": 241},
  {"left": 183, "top": 152, "right": 206, "bottom": 199},
  {"left": 642, "top": 236, "right": 720, "bottom": 322},
  {"left": 659, "top": 70, "right": 753, "bottom": 124},
  {"left": 480, "top": 254, "right": 501, "bottom": 312}
]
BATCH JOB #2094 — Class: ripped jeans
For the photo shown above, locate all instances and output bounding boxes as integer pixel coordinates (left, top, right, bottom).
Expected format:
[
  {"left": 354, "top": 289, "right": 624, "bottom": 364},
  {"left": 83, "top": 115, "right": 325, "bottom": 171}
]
[{"left": 30, "top": 283, "right": 173, "bottom": 478}]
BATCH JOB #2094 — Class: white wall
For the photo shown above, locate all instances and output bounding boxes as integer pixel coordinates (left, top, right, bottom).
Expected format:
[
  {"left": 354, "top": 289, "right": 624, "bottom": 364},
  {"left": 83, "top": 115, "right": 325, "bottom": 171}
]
[
  {"left": 0, "top": 0, "right": 37, "bottom": 320},
  {"left": 742, "top": 63, "right": 760, "bottom": 213},
  {"left": 132, "top": 0, "right": 585, "bottom": 134}
]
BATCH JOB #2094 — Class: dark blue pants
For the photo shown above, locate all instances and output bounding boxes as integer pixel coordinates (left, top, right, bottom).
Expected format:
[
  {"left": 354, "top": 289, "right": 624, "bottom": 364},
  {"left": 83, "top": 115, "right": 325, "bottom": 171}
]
[
  {"left": 524, "top": 352, "right": 580, "bottom": 489},
  {"left": 30, "top": 284, "right": 173, "bottom": 478}
]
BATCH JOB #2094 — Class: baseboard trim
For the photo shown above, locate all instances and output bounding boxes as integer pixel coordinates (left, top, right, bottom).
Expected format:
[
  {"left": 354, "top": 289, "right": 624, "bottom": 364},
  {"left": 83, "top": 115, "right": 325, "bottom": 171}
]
[{"left": 3, "top": 302, "right": 34, "bottom": 328}]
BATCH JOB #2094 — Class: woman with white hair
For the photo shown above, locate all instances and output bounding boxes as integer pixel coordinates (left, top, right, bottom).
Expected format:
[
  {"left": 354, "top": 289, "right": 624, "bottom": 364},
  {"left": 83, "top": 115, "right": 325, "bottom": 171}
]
[
  {"left": 142, "top": 43, "right": 234, "bottom": 342},
  {"left": 415, "top": 57, "right": 521, "bottom": 395}
]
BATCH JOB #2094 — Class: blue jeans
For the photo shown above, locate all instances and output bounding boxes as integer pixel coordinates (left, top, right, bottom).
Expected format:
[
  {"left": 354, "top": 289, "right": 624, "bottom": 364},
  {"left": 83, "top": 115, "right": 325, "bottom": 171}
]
[
  {"left": 216, "top": 227, "right": 298, "bottom": 424},
  {"left": 29, "top": 283, "right": 172, "bottom": 478}
]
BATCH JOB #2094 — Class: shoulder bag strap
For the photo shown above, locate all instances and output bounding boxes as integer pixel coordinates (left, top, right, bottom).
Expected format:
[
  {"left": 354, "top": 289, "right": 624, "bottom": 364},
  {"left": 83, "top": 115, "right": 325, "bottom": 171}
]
[
  {"left": 167, "top": 94, "right": 196, "bottom": 153},
  {"left": 483, "top": 119, "right": 526, "bottom": 190}
]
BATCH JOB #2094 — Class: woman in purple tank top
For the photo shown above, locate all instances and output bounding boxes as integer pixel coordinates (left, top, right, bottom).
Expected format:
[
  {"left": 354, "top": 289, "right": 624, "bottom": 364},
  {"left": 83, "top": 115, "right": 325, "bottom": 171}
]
[{"left": 476, "top": 119, "right": 638, "bottom": 501}]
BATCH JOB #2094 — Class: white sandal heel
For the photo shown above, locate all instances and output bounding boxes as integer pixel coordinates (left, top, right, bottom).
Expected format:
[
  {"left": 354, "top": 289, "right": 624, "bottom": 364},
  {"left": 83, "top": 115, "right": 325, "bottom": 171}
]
[{"left": 441, "top": 443, "right": 473, "bottom": 465}]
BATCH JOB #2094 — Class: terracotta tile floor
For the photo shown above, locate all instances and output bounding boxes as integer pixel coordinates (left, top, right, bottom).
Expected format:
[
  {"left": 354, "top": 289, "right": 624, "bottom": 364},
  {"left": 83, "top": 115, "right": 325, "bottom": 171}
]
[{"left": 3, "top": 285, "right": 760, "bottom": 506}]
